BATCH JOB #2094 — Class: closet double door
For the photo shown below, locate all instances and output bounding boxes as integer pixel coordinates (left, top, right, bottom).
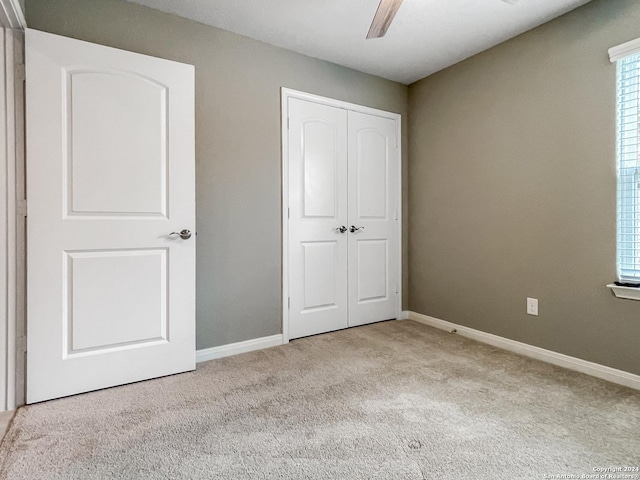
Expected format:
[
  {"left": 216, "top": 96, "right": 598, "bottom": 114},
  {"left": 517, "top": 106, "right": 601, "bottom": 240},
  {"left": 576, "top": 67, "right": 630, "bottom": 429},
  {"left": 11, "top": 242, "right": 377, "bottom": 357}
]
[{"left": 287, "top": 97, "right": 400, "bottom": 340}]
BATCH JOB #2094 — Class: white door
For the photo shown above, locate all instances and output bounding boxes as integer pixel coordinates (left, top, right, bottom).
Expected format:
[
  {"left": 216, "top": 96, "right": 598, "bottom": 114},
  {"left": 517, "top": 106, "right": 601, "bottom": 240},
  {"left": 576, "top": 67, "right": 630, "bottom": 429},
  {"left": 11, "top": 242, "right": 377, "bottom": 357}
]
[
  {"left": 288, "top": 99, "right": 349, "bottom": 339},
  {"left": 347, "top": 111, "right": 399, "bottom": 327},
  {"left": 26, "top": 29, "right": 195, "bottom": 404},
  {"left": 287, "top": 95, "right": 400, "bottom": 340}
]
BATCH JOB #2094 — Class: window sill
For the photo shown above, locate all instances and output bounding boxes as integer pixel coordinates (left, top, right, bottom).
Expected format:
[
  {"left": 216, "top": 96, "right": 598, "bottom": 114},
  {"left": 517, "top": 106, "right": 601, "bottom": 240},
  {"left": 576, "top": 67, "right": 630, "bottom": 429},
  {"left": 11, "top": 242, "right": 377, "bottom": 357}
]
[{"left": 607, "top": 283, "right": 640, "bottom": 301}]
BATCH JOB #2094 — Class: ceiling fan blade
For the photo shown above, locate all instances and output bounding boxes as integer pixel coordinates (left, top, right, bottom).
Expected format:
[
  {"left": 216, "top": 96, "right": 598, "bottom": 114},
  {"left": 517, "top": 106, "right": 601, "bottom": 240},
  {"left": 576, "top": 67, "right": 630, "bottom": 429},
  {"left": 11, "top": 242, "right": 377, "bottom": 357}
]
[{"left": 366, "top": 0, "right": 404, "bottom": 39}]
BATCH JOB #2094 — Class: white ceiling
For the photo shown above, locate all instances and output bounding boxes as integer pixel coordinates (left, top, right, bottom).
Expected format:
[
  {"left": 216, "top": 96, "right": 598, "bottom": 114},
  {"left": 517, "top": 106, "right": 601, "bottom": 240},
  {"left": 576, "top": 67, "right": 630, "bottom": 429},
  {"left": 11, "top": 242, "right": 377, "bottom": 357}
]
[{"left": 127, "top": 0, "right": 592, "bottom": 85}]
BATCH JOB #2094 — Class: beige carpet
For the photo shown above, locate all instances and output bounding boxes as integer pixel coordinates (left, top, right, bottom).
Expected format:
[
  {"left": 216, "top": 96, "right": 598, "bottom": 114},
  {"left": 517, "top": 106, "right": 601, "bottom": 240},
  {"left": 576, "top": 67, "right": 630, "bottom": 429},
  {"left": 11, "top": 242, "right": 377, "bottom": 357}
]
[{"left": 1, "top": 320, "right": 639, "bottom": 479}]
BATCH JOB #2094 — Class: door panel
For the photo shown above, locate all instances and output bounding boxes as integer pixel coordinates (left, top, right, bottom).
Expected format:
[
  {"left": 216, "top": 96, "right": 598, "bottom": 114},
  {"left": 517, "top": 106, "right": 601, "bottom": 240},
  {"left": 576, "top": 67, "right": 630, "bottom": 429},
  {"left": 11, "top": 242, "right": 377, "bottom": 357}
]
[
  {"left": 66, "top": 70, "right": 168, "bottom": 216},
  {"left": 302, "top": 121, "right": 338, "bottom": 218},
  {"left": 348, "top": 111, "right": 399, "bottom": 327},
  {"left": 302, "top": 241, "right": 339, "bottom": 310},
  {"left": 356, "top": 239, "right": 388, "bottom": 302},
  {"left": 288, "top": 99, "right": 348, "bottom": 339},
  {"left": 65, "top": 249, "right": 167, "bottom": 354},
  {"left": 357, "top": 130, "right": 388, "bottom": 219},
  {"left": 26, "top": 29, "right": 195, "bottom": 403}
]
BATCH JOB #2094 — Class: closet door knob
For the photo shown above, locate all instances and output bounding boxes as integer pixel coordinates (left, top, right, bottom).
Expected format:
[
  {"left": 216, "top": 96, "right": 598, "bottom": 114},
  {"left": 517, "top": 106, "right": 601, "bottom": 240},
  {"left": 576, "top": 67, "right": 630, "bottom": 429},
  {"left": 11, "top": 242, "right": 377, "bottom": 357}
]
[
  {"left": 169, "top": 229, "right": 192, "bottom": 240},
  {"left": 336, "top": 226, "right": 348, "bottom": 233},
  {"left": 349, "top": 226, "right": 364, "bottom": 233}
]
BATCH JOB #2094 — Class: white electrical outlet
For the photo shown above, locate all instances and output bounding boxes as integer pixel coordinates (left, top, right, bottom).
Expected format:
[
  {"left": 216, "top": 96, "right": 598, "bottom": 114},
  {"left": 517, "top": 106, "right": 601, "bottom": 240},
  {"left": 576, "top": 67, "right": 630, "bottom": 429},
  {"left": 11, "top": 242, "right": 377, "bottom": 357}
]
[{"left": 527, "top": 297, "right": 538, "bottom": 316}]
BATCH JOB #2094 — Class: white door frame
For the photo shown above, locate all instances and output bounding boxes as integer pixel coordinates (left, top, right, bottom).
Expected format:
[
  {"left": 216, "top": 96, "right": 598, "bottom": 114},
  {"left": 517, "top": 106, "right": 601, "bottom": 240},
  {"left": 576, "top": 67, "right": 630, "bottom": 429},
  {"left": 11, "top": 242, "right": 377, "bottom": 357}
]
[
  {"left": 0, "top": 0, "right": 25, "bottom": 30},
  {"left": 280, "top": 87, "right": 402, "bottom": 344},
  {"left": 0, "top": 0, "right": 25, "bottom": 412}
]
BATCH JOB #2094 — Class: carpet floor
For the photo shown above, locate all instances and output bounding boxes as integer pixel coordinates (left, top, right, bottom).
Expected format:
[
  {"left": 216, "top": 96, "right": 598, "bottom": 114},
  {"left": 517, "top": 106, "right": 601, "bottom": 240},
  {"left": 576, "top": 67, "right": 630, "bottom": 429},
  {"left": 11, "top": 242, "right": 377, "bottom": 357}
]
[{"left": 1, "top": 320, "right": 639, "bottom": 479}]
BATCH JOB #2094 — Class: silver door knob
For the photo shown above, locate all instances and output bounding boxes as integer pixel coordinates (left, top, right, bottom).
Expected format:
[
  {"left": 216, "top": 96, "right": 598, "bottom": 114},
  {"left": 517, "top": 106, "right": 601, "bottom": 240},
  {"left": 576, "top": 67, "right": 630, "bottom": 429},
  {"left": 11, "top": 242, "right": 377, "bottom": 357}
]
[
  {"left": 336, "top": 226, "right": 347, "bottom": 233},
  {"left": 349, "top": 226, "right": 364, "bottom": 233},
  {"left": 170, "top": 229, "right": 192, "bottom": 240}
]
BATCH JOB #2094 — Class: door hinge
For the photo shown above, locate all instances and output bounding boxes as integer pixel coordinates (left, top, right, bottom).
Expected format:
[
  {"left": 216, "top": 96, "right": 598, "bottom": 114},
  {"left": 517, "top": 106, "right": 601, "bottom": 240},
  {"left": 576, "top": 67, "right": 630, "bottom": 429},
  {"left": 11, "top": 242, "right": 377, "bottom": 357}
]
[
  {"left": 288, "top": 208, "right": 290, "bottom": 219},
  {"left": 17, "top": 335, "right": 27, "bottom": 354},
  {"left": 17, "top": 200, "right": 27, "bottom": 217},
  {"left": 15, "top": 63, "right": 25, "bottom": 83}
]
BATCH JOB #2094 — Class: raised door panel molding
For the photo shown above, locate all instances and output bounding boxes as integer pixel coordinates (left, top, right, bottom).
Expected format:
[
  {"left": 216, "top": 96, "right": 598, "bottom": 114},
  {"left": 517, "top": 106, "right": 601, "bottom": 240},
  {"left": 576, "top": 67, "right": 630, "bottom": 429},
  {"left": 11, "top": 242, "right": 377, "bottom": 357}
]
[
  {"left": 64, "top": 69, "right": 168, "bottom": 218},
  {"left": 356, "top": 129, "right": 388, "bottom": 220}
]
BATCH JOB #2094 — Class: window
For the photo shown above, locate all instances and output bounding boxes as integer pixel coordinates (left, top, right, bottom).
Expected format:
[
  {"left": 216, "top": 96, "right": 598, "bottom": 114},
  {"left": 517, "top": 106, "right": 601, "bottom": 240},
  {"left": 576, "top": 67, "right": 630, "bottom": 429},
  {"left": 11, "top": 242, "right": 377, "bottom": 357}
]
[
  {"left": 616, "top": 52, "right": 640, "bottom": 281},
  {"left": 610, "top": 39, "right": 640, "bottom": 285}
]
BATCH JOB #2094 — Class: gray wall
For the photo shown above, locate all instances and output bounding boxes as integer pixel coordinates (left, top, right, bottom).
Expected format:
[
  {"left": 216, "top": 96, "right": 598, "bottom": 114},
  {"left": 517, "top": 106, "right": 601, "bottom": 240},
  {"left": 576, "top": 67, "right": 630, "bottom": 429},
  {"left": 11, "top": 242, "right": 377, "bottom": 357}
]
[
  {"left": 25, "top": 0, "right": 409, "bottom": 350},
  {"left": 409, "top": 0, "right": 640, "bottom": 375}
]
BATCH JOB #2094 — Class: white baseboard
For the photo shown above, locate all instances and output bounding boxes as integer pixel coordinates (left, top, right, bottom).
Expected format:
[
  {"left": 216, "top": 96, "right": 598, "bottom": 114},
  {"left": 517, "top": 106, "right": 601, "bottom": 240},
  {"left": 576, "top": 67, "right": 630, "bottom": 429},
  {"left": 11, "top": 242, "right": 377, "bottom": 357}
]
[
  {"left": 196, "top": 334, "right": 284, "bottom": 364},
  {"left": 406, "top": 311, "right": 640, "bottom": 391},
  {"left": 399, "top": 310, "right": 410, "bottom": 320}
]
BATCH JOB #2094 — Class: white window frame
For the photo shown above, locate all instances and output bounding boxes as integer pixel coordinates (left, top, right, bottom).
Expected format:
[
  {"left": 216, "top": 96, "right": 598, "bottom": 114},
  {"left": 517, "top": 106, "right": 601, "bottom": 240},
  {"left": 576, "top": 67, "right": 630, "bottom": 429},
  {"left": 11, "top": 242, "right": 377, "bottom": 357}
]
[{"left": 608, "top": 38, "right": 640, "bottom": 300}]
